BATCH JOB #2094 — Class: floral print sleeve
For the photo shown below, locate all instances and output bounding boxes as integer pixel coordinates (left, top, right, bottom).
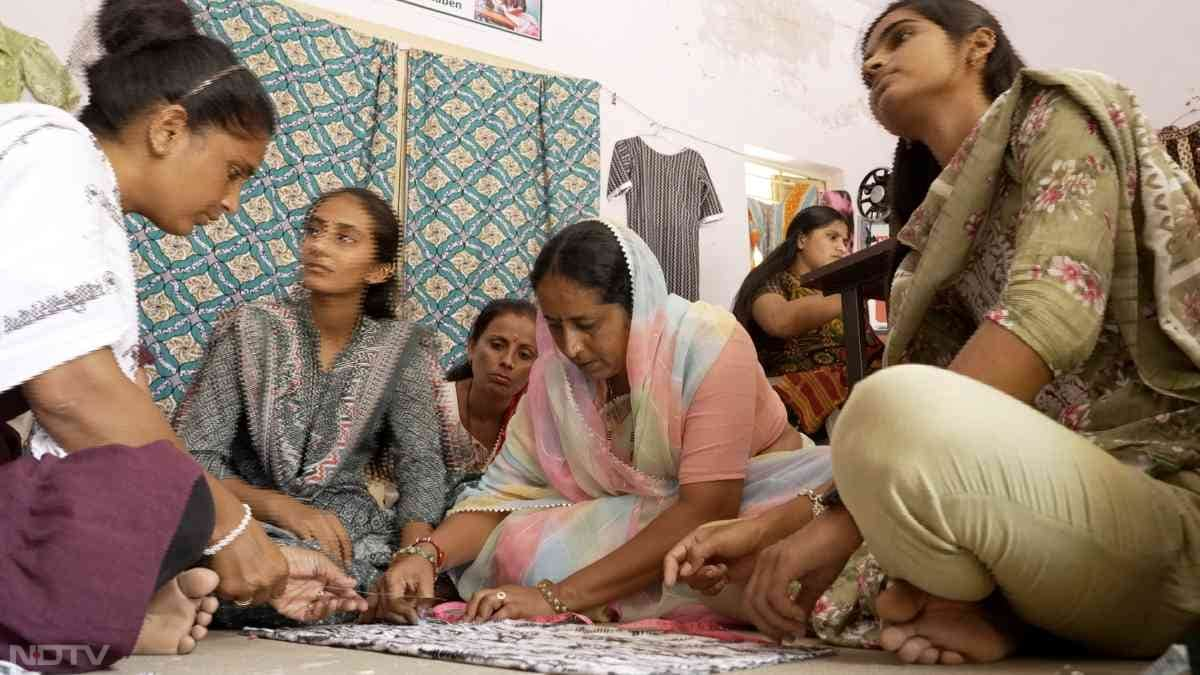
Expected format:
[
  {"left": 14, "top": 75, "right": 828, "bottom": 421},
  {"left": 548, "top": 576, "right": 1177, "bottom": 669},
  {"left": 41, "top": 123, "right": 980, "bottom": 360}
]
[
  {"left": 754, "top": 273, "right": 788, "bottom": 302},
  {"left": 987, "top": 91, "right": 1120, "bottom": 376}
]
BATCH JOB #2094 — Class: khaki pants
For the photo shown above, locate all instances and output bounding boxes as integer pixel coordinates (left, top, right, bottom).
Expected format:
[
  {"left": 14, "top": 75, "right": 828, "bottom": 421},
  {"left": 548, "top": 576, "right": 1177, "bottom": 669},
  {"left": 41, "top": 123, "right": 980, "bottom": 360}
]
[{"left": 832, "top": 365, "right": 1200, "bottom": 657}]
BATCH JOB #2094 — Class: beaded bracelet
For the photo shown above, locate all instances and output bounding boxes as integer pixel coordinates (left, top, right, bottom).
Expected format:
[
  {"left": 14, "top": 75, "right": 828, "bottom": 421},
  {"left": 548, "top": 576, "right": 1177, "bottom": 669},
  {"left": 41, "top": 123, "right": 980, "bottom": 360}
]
[
  {"left": 536, "top": 579, "right": 570, "bottom": 614},
  {"left": 203, "top": 503, "right": 252, "bottom": 557},
  {"left": 801, "top": 487, "right": 842, "bottom": 519},
  {"left": 414, "top": 537, "right": 445, "bottom": 571},
  {"left": 394, "top": 544, "right": 438, "bottom": 571},
  {"left": 800, "top": 489, "right": 826, "bottom": 519}
]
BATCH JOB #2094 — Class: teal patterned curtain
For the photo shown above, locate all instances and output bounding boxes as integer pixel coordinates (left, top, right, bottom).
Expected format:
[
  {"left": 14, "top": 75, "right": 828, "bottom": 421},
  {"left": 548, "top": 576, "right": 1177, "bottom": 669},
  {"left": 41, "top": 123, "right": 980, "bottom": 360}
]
[
  {"left": 404, "top": 51, "right": 600, "bottom": 369},
  {"left": 128, "top": 0, "right": 400, "bottom": 412}
]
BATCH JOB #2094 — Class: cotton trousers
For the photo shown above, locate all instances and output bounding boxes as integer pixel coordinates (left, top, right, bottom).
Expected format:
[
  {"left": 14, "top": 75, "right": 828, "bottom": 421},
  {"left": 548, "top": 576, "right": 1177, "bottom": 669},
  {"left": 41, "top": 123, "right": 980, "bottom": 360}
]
[
  {"left": 0, "top": 442, "right": 214, "bottom": 673},
  {"left": 832, "top": 364, "right": 1200, "bottom": 657}
]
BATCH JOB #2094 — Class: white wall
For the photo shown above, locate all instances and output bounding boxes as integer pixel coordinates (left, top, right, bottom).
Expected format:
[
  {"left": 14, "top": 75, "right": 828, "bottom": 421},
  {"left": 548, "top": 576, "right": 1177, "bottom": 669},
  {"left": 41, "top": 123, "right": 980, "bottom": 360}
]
[
  {"left": 290, "top": 0, "right": 899, "bottom": 307},
  {"left": 2, "top": 0, "right": 895, "bottom": 309},
  {"left": 994, "top": 0, "right": 1200, "bottom": 128},
  {"left": 6, "top": 0, "right": 1199, "bottom": 308}
]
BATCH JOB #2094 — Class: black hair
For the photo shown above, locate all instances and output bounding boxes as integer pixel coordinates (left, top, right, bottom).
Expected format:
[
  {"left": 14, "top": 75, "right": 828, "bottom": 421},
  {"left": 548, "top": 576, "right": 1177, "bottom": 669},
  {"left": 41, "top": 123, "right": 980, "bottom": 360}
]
[
  {"left": 308, "top": 187, "right": 400, "bottom": 320},
  {"left": 862, "top": 0, "right": 1024, "bottom": 232},
  {"left": 530, "top": 220, "right": 633, "bottom": 313},
  {"left": 445, "top": 298, "right": 539, "bottom": 381},
  {"left": 731, "top": 206, "right": 848, "bottom": 353},
  {"left": 79, "top": 0, "right": 276, "bottom": 140}
]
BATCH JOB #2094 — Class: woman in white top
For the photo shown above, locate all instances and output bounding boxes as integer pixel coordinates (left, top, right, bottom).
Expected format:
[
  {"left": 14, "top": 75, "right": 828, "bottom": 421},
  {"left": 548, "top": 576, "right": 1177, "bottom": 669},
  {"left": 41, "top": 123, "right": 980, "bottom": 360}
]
[{"left": 0, "top": 0, "right": 362, "bottom": 670}]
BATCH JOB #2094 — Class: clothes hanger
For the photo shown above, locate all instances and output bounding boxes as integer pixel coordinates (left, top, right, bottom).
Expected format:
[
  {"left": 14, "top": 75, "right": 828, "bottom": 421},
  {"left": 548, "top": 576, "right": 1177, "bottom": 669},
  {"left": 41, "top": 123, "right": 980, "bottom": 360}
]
[
  {"left": 640, "top": 120, "right": 687, "bottom": 154},
  {"left": 1168, "top": 110, "right": 1200, "bottom": 128},
  {"left": 1167, "top": 95, "right": 1200, "bottom": 128}
]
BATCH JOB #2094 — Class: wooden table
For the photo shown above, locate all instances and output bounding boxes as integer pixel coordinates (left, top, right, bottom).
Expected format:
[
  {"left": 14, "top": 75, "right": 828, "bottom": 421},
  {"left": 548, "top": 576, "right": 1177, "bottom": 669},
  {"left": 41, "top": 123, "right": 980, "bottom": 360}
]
[{"left": 798, "top": 239, "right": 903, "bottom": 387}]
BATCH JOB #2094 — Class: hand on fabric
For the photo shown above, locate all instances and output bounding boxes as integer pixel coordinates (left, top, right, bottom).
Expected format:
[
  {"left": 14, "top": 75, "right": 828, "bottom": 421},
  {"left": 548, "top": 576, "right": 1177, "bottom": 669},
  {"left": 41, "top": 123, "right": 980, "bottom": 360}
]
[
  {"left": 209, "top": 520, "right": 289, "bottom": 605},
  {"left": 266, "top": 499, "right": 354, "bottom": 569},
  {"left": 663, "top": 517, "right": 769, "bottom": 595},
  {"left": 741, "top": 508, "right": 862, "bottom": 641},
  {"left": 270, "top": 546, "right": 367, "bottom": 622},
  {"left": 357, "top": 552, "right": 436, "bottom": 625},
  {"left": 464, "top": 585, "right": 553, "bottom": 623}
]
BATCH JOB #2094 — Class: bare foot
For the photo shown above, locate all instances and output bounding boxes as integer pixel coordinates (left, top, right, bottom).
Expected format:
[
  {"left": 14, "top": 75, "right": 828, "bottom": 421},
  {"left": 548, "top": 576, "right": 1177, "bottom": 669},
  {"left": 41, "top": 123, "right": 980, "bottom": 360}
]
[
  {"left": 876, "top": 580, "right": 1022, "bottom": 665},
  {"left": 134, "top": 568, "right": 220, "bottom": 655}
]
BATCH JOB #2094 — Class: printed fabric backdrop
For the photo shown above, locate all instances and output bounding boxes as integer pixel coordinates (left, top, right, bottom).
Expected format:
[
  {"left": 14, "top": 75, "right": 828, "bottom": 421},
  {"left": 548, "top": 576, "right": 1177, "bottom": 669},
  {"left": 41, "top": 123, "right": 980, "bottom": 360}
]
[
  {"left": 128, "top": 0, "right": 400, "bottom": 412},
  {"left": 404, "top": 50, "right": 600, "bottom": 369}
]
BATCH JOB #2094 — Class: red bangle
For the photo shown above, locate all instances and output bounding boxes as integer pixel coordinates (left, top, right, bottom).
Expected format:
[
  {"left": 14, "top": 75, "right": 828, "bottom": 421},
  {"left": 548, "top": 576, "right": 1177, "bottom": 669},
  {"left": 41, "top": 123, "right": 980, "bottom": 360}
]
[{"left": 415, "top": 537, "right": 445, "bottom": 571}]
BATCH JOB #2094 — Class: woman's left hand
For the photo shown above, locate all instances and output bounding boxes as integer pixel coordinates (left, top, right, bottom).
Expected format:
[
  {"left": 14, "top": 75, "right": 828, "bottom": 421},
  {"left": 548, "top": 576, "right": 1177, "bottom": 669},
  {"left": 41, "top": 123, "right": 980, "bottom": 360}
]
[
  {"left": 464, "top": 584, "right": 554, "bottom": 623},
  {"left": 741, "top": 507, "right": 863, "bottom": 641}
]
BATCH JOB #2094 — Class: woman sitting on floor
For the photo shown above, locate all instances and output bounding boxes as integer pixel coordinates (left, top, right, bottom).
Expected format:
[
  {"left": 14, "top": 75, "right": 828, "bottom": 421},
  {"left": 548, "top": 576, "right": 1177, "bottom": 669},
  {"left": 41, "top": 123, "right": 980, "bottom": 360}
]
[
  {"left": 362, "top": 219, "right": 832, "bottom": 625},
  {"left": 359, "top": 298, "right": 537, "bottom": 617},
  {"left": 0, "top": 1, "right": 363, "bottom": 669},
  {"left": 731, "top": 206, "right": 884, "bottom": 436},
  {"left": 175, "top": 187, "right": 447, "bottom": 626},
  {"left": 666, "top": 0, "right": 1200, "bottom": 665},
  {"left": 440, "top": 298, "right": 538, "bottom": 494}
]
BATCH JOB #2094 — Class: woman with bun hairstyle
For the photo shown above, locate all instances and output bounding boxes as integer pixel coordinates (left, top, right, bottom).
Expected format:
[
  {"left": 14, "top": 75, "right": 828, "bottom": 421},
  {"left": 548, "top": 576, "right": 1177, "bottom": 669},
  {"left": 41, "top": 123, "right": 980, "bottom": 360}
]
[{"left": 0, "top": 1, "right": 363, "bottom": 671}]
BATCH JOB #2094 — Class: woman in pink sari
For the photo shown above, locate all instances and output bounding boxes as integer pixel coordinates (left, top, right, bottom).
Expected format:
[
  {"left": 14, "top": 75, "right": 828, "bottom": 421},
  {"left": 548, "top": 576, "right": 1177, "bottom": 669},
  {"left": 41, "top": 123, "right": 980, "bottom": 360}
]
[{"left": 364, "top": 220, "right": 832, "bottom": 624}]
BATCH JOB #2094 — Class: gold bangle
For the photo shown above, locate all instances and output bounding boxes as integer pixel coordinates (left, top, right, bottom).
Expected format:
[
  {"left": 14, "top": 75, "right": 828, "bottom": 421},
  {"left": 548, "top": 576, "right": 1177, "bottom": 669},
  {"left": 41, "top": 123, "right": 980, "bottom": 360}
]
[
  {"left": 536, "top": 579, "right": 570, "bottom": 614},
  {"left": 394, "top": 544, "right": 438, "bottom": 571}
]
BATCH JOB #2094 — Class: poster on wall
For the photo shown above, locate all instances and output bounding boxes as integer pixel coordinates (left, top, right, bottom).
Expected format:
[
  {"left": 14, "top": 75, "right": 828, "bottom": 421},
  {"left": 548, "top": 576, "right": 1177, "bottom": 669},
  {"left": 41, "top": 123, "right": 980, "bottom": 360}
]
[{"left": 398, "top": 0, "right": 542, "bottom": 40}]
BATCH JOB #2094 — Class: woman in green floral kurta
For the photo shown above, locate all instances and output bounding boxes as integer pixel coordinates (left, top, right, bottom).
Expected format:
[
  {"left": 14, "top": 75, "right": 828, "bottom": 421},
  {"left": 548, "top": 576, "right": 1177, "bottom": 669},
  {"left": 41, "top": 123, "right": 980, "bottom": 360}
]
[{"left": 666, "top": 0, "right": 1200, "bottom": 665}]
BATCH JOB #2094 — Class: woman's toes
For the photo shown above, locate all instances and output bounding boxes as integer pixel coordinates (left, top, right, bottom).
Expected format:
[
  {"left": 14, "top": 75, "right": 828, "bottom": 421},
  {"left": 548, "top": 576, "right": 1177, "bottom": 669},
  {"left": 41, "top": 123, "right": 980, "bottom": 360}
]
[
  {"left": 880, "top": 623, "right": 918, "bottom": 652},
  {"left": 177, "top": 636, "right": 197, "bottom": 655},
  {"left": 191, "top": 625, "right": 208, "bottom": 641},
  {"left": 200, "top": 596, "right": 219, "bottom": 614},
  {"left": 897, "top": 636, "right": 933, "bottom": 664},
  {"left": 918, "top": 646, "right": 941, "bottom": 665},
  {"left": 941, "top": 651, "right": 966, "bottom": 666}
]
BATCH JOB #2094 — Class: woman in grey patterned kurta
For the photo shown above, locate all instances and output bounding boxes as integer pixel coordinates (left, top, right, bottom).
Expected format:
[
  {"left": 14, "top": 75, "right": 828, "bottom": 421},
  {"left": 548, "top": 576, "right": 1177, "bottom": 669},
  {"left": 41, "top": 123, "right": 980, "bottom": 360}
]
[{"left": 175, "top": 189, "right": 448, "bottom": 627}]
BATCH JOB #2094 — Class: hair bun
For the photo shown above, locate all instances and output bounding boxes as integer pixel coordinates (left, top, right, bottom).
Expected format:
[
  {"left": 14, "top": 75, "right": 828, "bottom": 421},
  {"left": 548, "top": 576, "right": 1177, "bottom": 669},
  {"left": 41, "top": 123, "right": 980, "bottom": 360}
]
[{"left": 98, "top": 0, "right": 198, "bottom": 56}]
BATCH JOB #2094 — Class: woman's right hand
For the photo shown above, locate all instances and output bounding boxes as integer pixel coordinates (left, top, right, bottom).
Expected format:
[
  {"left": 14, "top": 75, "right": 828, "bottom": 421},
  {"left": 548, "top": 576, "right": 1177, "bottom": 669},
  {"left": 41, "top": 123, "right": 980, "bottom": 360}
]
[
  {"left": 268, "top": 499, "right": 354, "bottom": 569},
  {"left": 208, "top": 520, "right": 289, "bottom": 605},
  {"left": 357, "top": 552, "right": 436, "bottom": 625},
  {"left": 663, "top": 517, "right": 771, "bottom": 594},
  {"left": 271, "top": 546, "right": 368, "bottom": 622}
]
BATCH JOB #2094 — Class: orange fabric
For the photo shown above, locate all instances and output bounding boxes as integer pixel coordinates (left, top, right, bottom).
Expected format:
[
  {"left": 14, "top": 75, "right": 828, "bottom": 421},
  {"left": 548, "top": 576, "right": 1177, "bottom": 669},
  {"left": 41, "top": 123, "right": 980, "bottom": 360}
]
[
  {"left": 772, "top": 342, "right": 884, "bottom": 434},
  {"left": 772, "top": 367, "right": 849, "bottom": 434},
  {"left": 782, "top": 180, "right": 819, "bottom": 226}
]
